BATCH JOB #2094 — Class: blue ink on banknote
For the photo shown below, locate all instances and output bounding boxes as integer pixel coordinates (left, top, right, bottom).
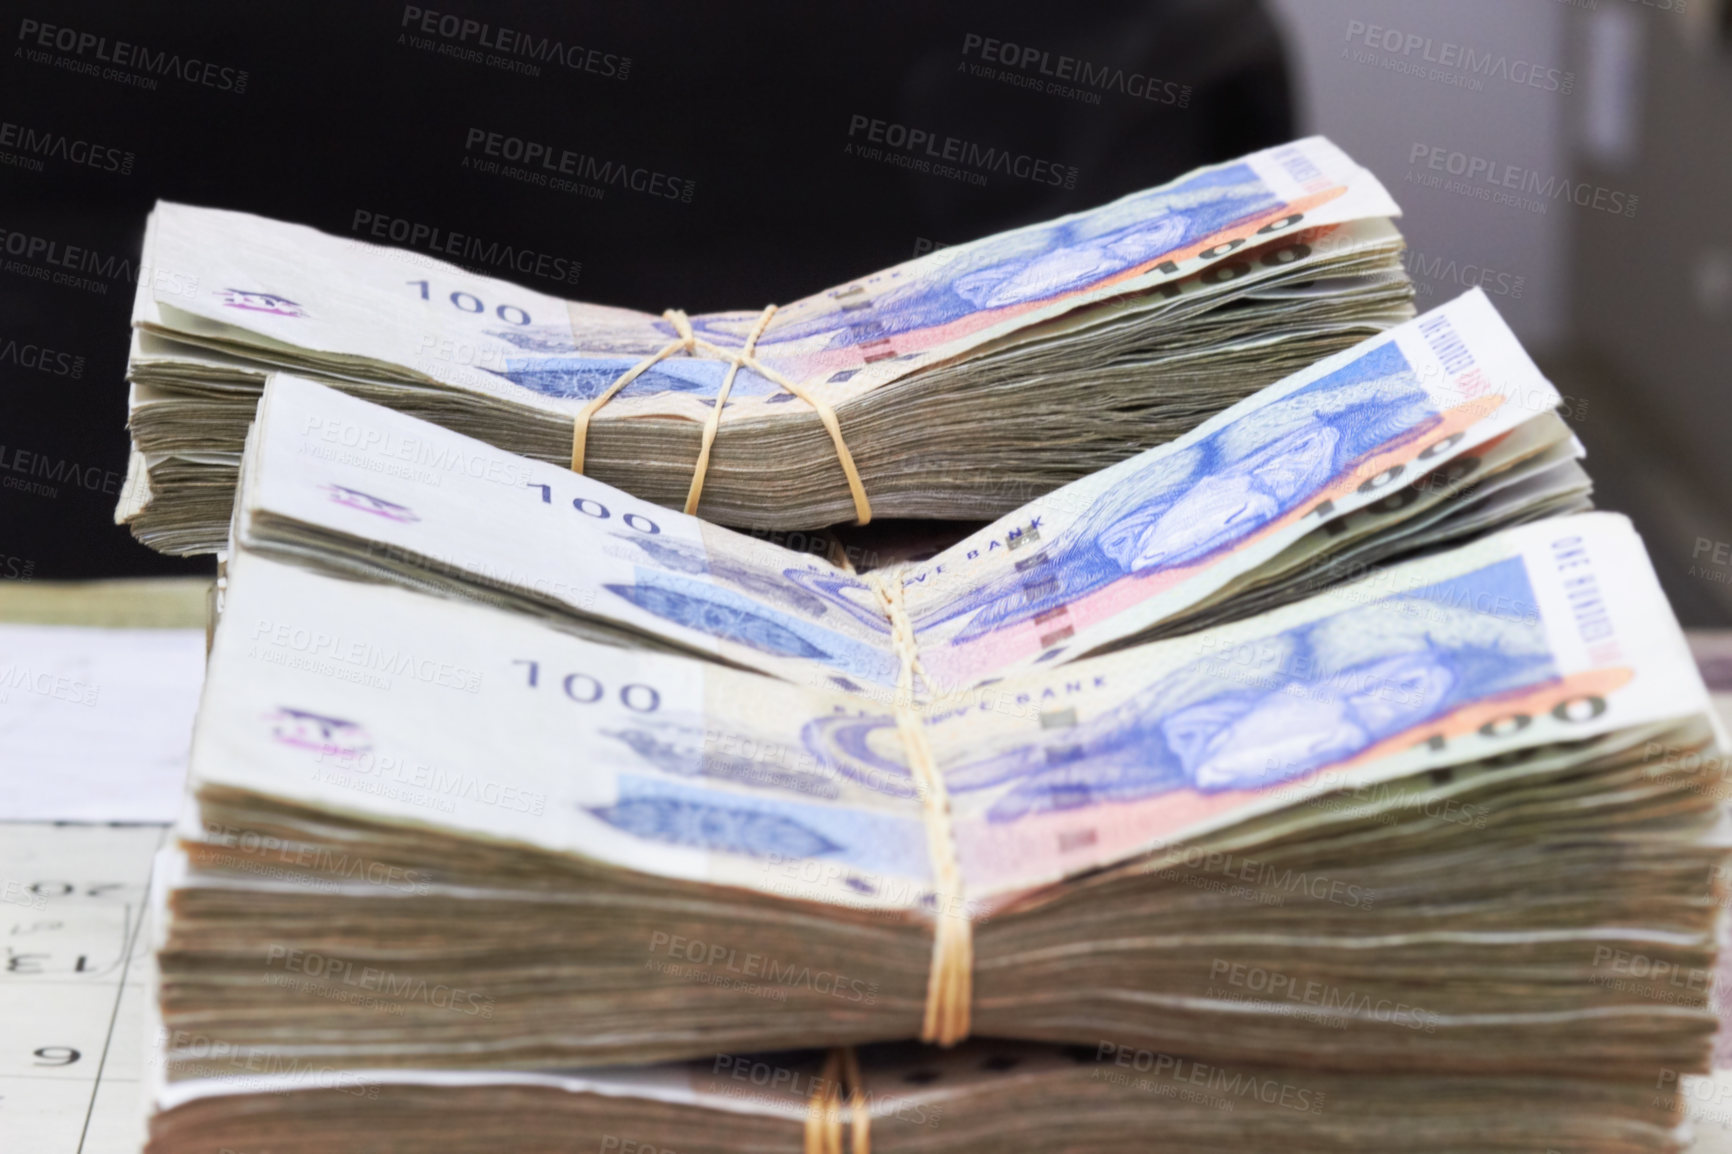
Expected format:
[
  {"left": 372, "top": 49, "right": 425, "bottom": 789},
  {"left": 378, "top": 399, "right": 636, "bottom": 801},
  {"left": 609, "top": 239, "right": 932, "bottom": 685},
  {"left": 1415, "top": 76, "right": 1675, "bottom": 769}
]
[
  {"left": 917, "top": 340, "right": 1437, "bottom": 642},
  {"left": 489, "top": 355, "right": 779, "bottom": 403},
  {"left": 819, "top": 557, "right": 1555, "bottom": 822},
  {"left": 605, "top": 718, "right": 844, "bottom": 800},
  {"left": 801, "top": 713, "right": 917, "bottom": 800},
  {"left": 605, "top": 581, "right": 833, "bottom": 659},
  {"left": 588, "top": 796, "right": 843, "bottom": 859},
  {"left": 949, "top": 556, "right": 1555, "bottom": 820},
  {"left": 589, "top": 776, "right": 930, "bottom": 877},
  {"left": 607, "top": 571, "right": 899, "bottom": 681},
  {"left": 740, "top": 164, "right": 1283, "bottom": 349},
  {"left": 610, "top": 534, "right": 835, "bottom": 619}
]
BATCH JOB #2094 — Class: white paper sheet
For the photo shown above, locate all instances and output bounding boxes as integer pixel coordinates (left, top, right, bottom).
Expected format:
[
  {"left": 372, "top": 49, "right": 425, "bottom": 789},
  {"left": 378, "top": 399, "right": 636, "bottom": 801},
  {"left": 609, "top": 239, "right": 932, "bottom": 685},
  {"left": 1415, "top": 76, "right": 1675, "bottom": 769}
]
[
  {"left": 0, "top": 824, "right": 167, "bottom": 1154},
  {"left": 0, "top": 626, "right": 205, "bottom": 822}
]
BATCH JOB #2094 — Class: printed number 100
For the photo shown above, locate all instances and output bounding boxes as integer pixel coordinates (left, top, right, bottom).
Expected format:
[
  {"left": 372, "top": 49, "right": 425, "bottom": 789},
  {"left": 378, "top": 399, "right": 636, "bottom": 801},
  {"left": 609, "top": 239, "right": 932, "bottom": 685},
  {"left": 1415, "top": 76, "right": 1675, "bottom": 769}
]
[{"left": 406, "top": 281, "right": 531, "bottom": 326}]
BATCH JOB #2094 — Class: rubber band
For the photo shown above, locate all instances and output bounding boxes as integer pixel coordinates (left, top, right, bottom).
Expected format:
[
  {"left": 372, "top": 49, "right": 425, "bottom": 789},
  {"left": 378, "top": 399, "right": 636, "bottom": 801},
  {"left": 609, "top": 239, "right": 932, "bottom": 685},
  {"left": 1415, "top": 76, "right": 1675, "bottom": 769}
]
[
  {"left": 567, "top": 306, "right": 874, "bottom": 523},
  {"left": 735, "top": 344, "right": 872, "bottom": 525},
  {"left": 872, "top": 575, "right": 973, "bottom": 1047},
  {"left": 803, "top": 1049, "right": 844, "bottom": 1154},
  {"left": 684, "top": 305, "right": 776, "bottom": 515},
  {"left": 803, "top": 1047, "right": 870, "bottom": 1154},
  {"left": 840, "top": 1046, "right": 871, "bottom": 1154},
  {"left": 568, "top": 309, "right": 696, "bottom": 474}
]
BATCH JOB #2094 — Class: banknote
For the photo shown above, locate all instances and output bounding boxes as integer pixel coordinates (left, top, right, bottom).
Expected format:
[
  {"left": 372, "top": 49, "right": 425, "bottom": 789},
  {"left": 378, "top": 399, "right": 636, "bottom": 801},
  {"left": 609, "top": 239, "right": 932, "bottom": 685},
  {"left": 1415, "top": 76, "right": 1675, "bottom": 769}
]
[
  {"left": 137, "top": 137, "right": 1396, "bottom": 426},
  {"left": 902, "top": 286, "right": 1570, "bottom": 688},
  {"left": 922, "top": 510, "right": 1716, "bottom": 894},
  {"left": 192, "top": 511, "right": 1712, "bottom": 912},
  {"left": 198, "top": 544, "right": 935, "bottom": 906},
  {"left": 235, "top": 376, "right": 903, "bottom": 689},
  {"left": 233, "top": 289, "right": 1578, "bottom": 703},
  {"left": 588, "top": 137, "right": 1401, "bottom": 409}
]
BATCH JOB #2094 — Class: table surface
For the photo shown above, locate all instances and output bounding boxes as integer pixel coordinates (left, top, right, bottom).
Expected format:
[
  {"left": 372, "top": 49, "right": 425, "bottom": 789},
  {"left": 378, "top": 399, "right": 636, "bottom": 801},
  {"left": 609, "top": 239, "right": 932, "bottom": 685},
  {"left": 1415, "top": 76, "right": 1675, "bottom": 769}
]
[{"left": 0, "top": 579, "right": 211, "bottom": 631}]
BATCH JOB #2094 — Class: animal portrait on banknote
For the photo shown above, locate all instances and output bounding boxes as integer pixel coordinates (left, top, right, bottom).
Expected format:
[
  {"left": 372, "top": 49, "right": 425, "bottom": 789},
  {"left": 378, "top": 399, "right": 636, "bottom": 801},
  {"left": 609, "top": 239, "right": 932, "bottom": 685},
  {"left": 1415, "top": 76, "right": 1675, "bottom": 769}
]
[
  {"left": 466, "top": 162, "right": 1288, "bottom": 403},
  {"left": 800, "top": 558, "right": 1553, "bottom": 824},
  {"left": 915, "top": 339, "right": 1438, "bottom": 643},
  {"left": 729, "top": 163, "right": 1285, "bottom": 348}
]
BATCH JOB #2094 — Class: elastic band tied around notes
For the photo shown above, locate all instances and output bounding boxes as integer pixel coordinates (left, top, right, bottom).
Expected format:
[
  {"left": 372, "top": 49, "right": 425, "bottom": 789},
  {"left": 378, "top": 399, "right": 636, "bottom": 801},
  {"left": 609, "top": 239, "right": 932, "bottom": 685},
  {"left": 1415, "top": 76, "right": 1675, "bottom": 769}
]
[
  {"left": 567, "top": 304, "right": 874, "bottom": 524},
  {"left": 804, "top": 1046, "right": 870, "bottom": 1154},
  {"left": 872, "top": 575, "right": 973, "bottom": 1049}
]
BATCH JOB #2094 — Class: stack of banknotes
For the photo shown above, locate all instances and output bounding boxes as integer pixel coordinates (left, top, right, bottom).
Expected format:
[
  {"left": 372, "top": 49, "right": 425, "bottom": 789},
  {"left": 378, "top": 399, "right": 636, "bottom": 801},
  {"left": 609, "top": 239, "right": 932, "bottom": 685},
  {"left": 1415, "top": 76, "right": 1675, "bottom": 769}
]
[
  {"left": 118, "top": 136, "right": 1414, "bottom": 553},
  {"left": 144, "top": 290, "right": 1729, "bottom": 1152},
  {"left": 145, "top": 1041, "right": 1692, "bottom": 1154},
  {"left": 225, "top": 289, "right": 1587, "bottom": 689}
]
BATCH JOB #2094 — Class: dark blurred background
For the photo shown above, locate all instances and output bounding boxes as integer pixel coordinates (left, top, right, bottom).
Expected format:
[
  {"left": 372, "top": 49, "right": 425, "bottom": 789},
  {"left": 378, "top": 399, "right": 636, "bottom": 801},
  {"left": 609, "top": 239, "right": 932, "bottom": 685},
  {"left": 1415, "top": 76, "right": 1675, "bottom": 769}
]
[{"left": 2, "top": 0, "right": 1729, "bottom": 622}]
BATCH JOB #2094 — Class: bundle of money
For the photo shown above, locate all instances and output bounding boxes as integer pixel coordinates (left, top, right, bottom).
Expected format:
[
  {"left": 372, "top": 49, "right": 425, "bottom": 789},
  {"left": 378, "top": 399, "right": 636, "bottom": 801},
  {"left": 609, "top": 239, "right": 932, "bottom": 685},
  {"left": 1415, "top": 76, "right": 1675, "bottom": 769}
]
[
  {"left": 229, "top": 289, "right": 1588, "bottom": 695},
  {"left": 119, "top": 136, "right": 1413, "bottom": 553},
  {"left": 159, "top": 510, "right": 1727, "bottom": 1085},
  {"left": 142, "top": 1039, "right": 1687, "bottom": 1154}
]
